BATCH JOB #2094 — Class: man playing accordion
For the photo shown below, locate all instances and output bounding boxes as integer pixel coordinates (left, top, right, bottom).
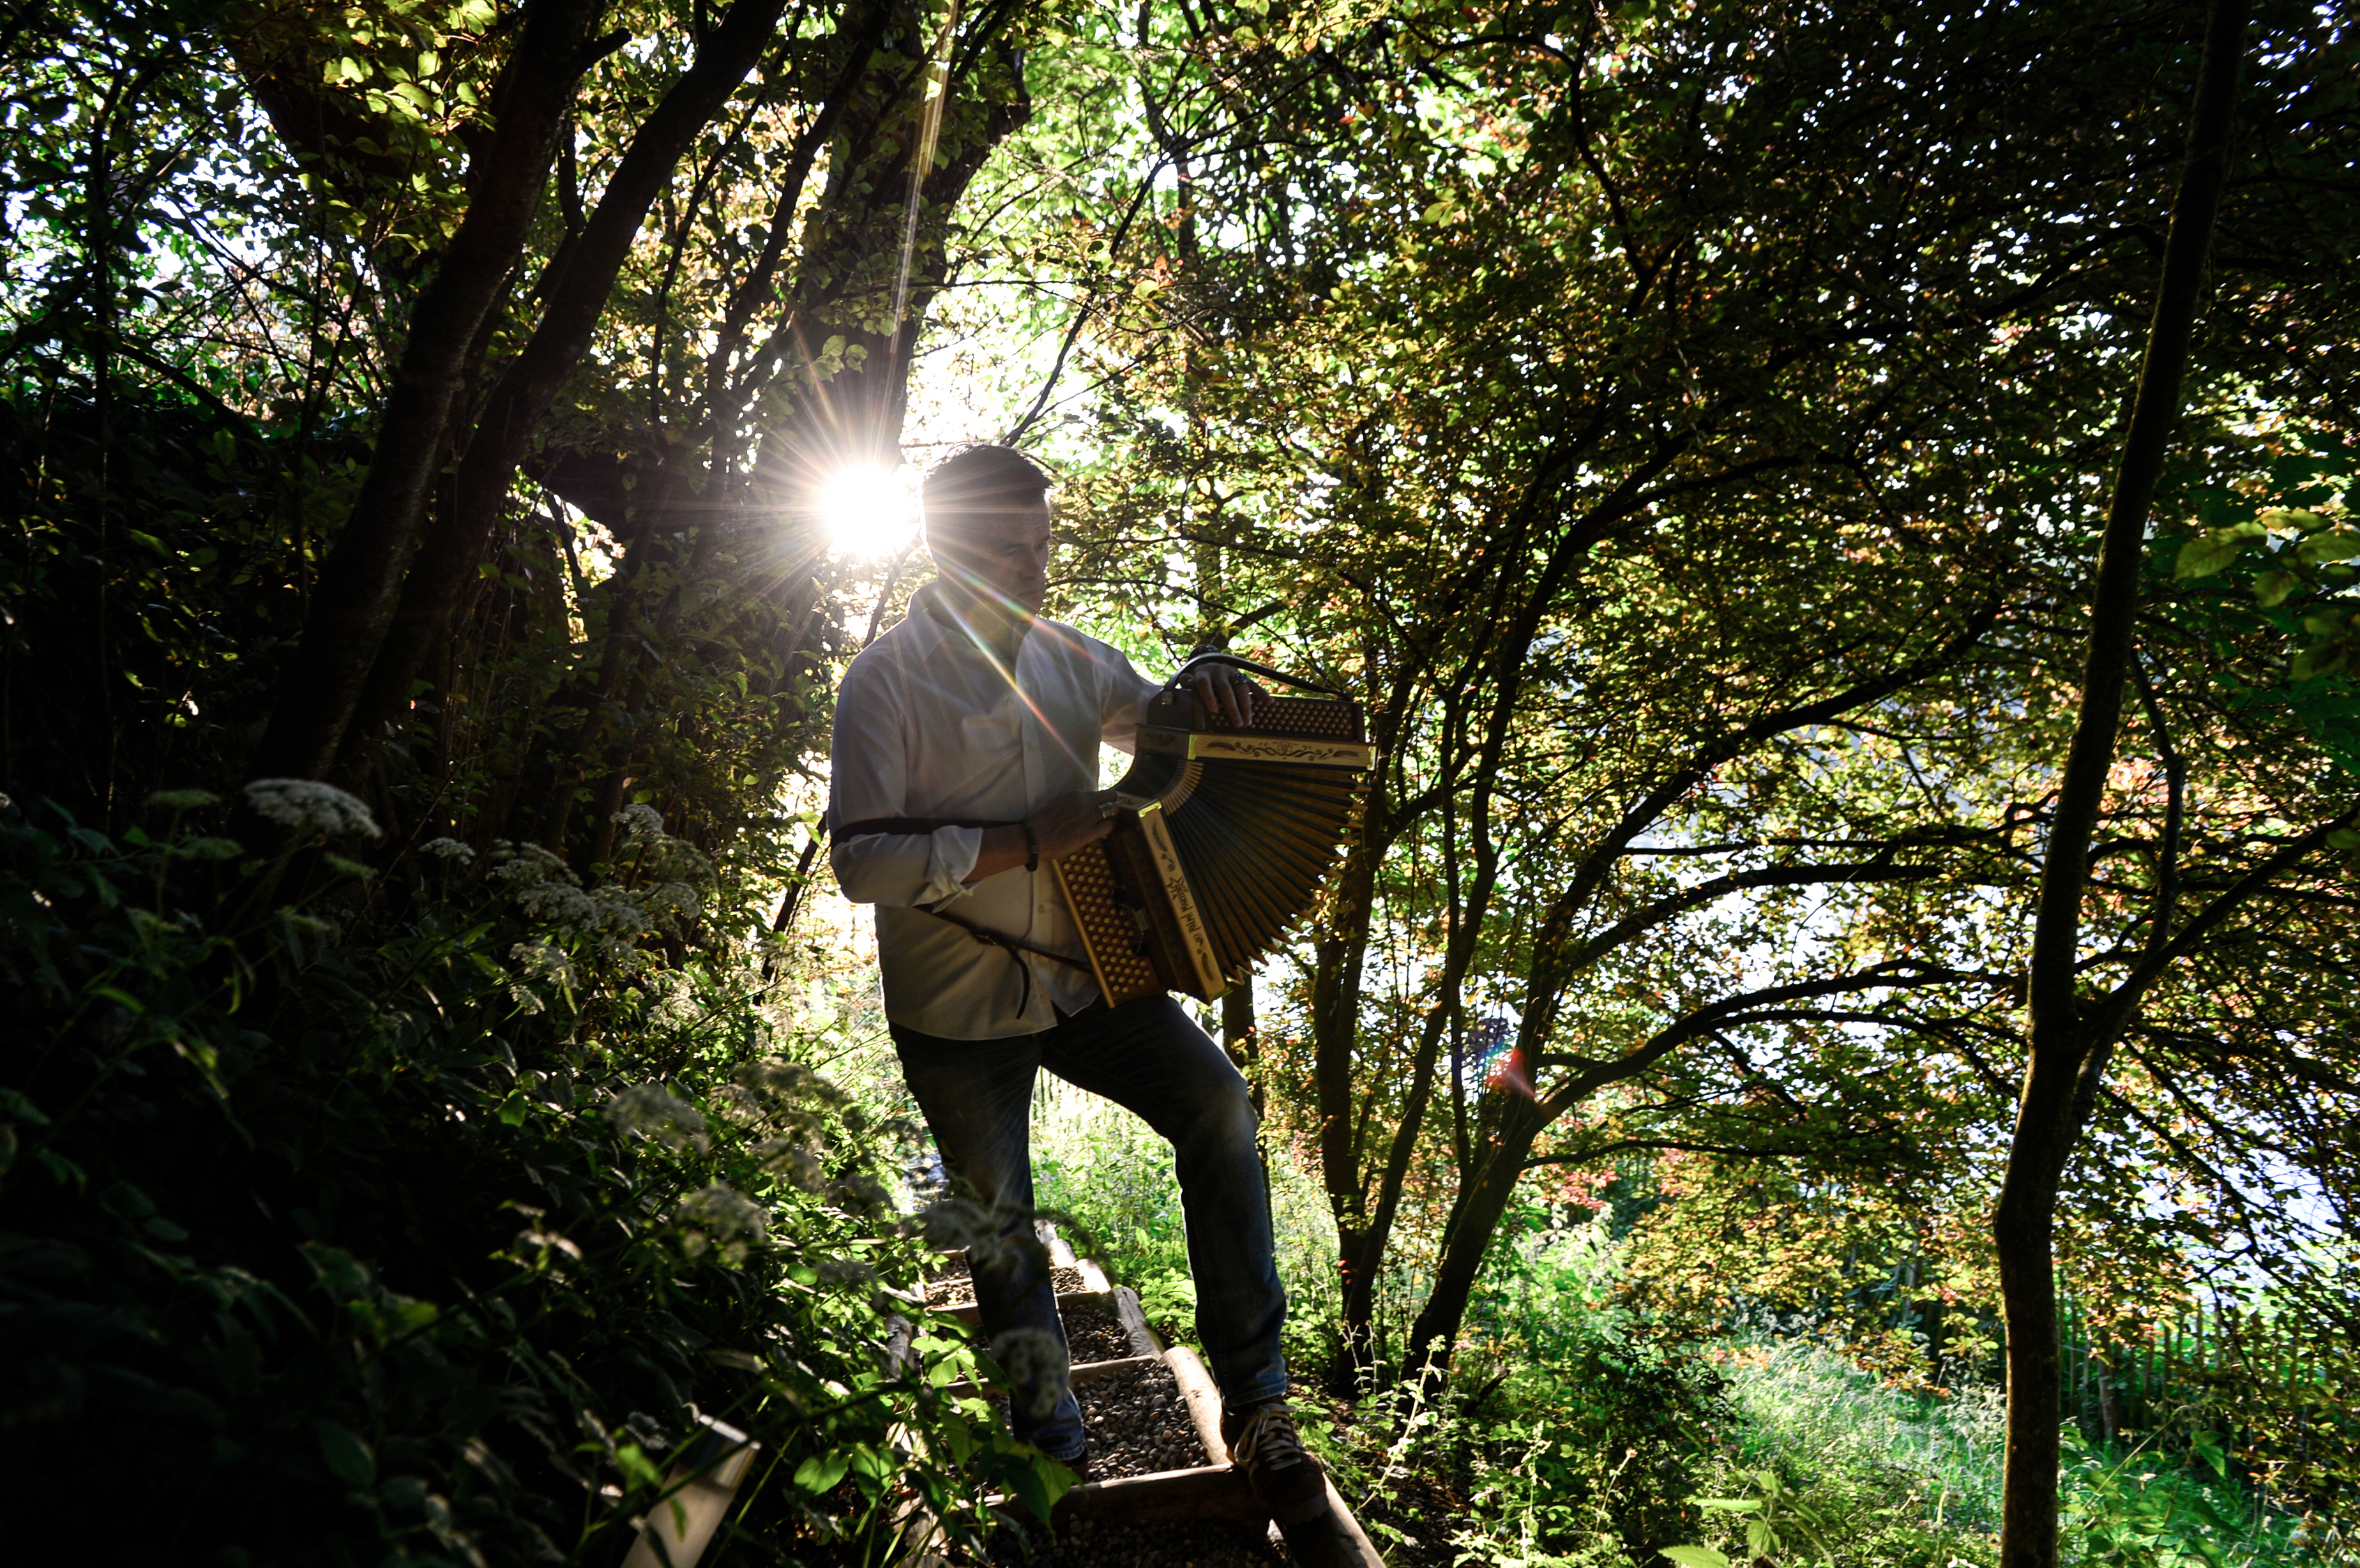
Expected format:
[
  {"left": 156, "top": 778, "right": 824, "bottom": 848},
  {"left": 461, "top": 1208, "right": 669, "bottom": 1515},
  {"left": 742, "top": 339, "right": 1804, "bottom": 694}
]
[{"left": 828, "top": 444, "right": 1326, "bottom": 1523}]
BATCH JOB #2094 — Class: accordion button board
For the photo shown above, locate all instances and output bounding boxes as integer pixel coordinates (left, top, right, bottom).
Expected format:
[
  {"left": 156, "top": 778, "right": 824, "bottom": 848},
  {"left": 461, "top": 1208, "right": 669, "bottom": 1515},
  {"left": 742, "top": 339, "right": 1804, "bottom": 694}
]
[{"left": 1054, "top": 684, "right": 1372, "bottom": 1008}]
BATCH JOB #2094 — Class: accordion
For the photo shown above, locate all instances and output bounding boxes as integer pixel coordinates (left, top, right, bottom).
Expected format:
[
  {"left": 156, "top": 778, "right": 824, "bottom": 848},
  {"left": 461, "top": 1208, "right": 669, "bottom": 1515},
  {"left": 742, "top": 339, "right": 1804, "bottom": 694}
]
[{"left": 1053, "top": 656, "right": 1373, "bottom": 1008}]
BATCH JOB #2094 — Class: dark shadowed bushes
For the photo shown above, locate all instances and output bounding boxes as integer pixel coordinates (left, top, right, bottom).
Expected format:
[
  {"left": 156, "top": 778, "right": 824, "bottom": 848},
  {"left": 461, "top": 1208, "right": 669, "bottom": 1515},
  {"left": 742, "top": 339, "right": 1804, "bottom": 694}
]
[{"left": 0, "top": 792, "right": 1063, "bottom": 1564}]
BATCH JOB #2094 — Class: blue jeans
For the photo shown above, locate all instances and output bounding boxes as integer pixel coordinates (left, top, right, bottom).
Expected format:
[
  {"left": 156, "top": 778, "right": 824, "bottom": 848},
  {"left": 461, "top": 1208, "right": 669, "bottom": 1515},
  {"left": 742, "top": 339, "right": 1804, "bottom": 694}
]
[{"left": 892, "top": 994, "right": 1289, "bottom": 1459}]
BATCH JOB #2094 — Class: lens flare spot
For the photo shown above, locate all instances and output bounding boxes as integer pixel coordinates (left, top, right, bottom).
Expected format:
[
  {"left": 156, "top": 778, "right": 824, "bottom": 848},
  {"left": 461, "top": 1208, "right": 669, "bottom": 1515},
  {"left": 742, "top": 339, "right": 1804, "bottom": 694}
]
[{"left": 819, "top": 465, "right": 915, "bottom": 555}]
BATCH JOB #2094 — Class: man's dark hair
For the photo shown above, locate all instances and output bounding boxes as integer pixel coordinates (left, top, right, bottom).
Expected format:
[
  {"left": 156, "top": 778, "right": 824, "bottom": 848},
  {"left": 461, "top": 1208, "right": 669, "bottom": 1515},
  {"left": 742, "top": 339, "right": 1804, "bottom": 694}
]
[{"left": 921, "top": 445, "right": 1052, "bottom": 551}]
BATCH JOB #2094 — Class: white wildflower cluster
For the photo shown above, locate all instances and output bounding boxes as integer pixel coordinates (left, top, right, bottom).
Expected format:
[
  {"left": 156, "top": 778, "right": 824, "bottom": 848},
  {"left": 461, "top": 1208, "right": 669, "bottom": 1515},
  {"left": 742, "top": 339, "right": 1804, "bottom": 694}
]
[
  {"left": 510, "top": 941, "right": 578, "bottom": 990},
  {"left": 610, "top": 804, "right": 713, "bottom": 868},
  {"left": 420, "top": 836, "right": 476, "bottom": 867},
  {"left": 918, "top": 1197, "right": 1017, "bottom": 1267},
  {"left": 276, "top": 909, "right": 342, "bottom": 960},
  {"left": 488, "top": 841, "right": 571, "bottom": 889},
  {"left": 711, "top": 1058, "right": 849, "bottom": 1194},
  {"left": 642, "top": 880, "right": 703, "bottom": 920},
  {"left": 607, "top": 806, "right": 716, "bottom": 908},
  {"left": 634, "top": 969, "right": 697, "bottom": 1030},
  {"left": 485, "top": 840, "right": 674, "bottom": 972},
  {"left": 490, "top": 843, "right": 594, "bottom": 926},
  {"left": 506, "top": 939, "right": 575, "bottom": 1009},
  {"left": 527, "top": 882, "right": 604, "bottom": 931},
  {"left": 759, "top": 1138, "right": 823, "bottom": 1193},
  {"left": 674, "top": 1182, "right": 768, "bottom": 1265},
  {"left": 989, "top": 1327, "right": 1071, "bottom": 1420},
  {"left": 828, "top": 1172, "right": 893, "bottom": 1219},
  {"left": 611, "top": 803, "right": 665, "bottom": 847},
  {"left": 511, "top": 1210, "right": 582, "bottom": 1264},
  {"left": 604, "top": 1083, "right": 709, "bottom": 1152},
  {"left": 245, "top": 779, "right": 381, "bottom": 840},
  {"left": 725, "top": 1058, "right": 847, "bottom": 1112}
]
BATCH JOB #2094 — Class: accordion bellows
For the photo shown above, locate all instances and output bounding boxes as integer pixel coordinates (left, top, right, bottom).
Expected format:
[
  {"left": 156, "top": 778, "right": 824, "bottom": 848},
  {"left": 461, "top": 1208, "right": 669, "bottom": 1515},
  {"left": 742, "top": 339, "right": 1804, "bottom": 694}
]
[{"left": 1055, "top": 675, "right": 1372, "bottom": 1008}]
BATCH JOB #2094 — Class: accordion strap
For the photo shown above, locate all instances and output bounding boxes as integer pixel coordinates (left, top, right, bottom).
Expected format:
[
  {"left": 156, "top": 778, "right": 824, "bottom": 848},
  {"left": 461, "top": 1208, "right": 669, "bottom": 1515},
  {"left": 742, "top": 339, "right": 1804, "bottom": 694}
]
[
  {"left": 832, "top": 814, "right": 1098, "bottom": 1014},
  {"left": 1172, "top": 649, "right": 1343, "bottom": 697}
]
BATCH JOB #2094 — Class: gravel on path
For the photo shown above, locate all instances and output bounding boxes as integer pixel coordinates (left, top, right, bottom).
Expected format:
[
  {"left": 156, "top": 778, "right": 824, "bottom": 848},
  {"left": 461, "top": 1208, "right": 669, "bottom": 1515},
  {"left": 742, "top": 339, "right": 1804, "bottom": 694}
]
[
  {"left": 1061, "top": 1303, "right": 1135, "bottom": 1364},
  {"left": 927, "top": 1258, "right": 1091, "bottom": 1308},
  {"left": 1073, "top": 1359, "right": 1204, "bottom": 1477},
  {"left": 985, "top": 1355, "right": 1202, "bottom": 1481}
]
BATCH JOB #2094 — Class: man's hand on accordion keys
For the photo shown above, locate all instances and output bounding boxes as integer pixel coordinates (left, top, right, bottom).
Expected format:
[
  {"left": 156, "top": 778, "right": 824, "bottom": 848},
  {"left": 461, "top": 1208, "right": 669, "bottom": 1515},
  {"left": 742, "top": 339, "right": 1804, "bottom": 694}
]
[
  {"left": 961, "top": 789, "right": 1117, "bottom": 884},
  {"left": 1034, "top": 790, "right": 1123, "bottom": 859},
  {"left": 1183, "top": 663, "right": 1262, "bottom": 728}
]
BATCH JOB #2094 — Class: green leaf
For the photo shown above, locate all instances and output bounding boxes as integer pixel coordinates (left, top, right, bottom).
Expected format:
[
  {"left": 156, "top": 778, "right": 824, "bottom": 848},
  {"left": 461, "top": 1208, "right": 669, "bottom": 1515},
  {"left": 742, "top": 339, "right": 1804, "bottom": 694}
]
[
  {"left": 2290, "top": 640, "right": 2349, "bottom": 682},
  {"left": 2173, "top": 520, "right": 2267, "bottom": 580},
  {"left": 1660, "top": 1549, "right": 1730, "bottom": 1568},
  {"left": 1004, "top": 1449, "right": 1073, "bottom": 1523},
  {"left": 2295, "top": 527, "right": 2360, "bottom": 566},
  {"left": 2325, "top": 828, "right": 2360, "bottom": 852},
  {"left": 314, "top": 1419, "right": 376, "bottom": 1487},
  {"left": 615, "top": 1442, "right": 665, "bottom": 1491},
  {"left": 793, "top": 1450, "right": 851, "bottom": 1493},
  {"left": 2253, "top": 568, "right": 2300, "bottom": 607}
]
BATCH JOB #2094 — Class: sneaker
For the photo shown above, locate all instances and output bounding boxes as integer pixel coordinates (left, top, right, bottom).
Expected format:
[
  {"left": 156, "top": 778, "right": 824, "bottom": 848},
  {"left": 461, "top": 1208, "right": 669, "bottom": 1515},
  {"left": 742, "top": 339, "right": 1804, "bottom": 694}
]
[{"left": 1220, "top": 1399, "right": 1327, "bottom": 1525}]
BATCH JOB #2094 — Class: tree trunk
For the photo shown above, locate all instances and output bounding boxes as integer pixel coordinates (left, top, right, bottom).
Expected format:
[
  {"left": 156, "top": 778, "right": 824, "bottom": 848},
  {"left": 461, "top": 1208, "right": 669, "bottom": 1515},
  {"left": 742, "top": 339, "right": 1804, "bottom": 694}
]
[
  {"left": 1312, "top": 829, "right": 1381, "bottom": 1365},
  {"left": 245, "top": 0, "right": 607, "bottom": 785},
  {"left": 1992, "top": 7, "right": 2246, "bottom": 1564},
  {"left": 1222, "top": 974, "right": 1259, "bottom": 1108},
  {"left": 1403, "top": 1093, "right": 1543, "bottom": 1383},
  {"left": 508, "top": 22, "right": 1031, "bottom": 847},
  {"left": 338, "top": 0, "right": 789, "bottom": 780}
]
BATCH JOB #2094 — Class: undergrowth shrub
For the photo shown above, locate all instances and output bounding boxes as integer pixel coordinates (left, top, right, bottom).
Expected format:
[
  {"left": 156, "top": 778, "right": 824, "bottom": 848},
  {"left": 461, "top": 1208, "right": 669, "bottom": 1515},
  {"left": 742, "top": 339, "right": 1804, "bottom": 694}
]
[
  {"left": 1430, "top": 1338, "right": 1721, "bottom": 1568},
  {"left": 0, "top": 792, "right": 1066, "bottom": 1565}
]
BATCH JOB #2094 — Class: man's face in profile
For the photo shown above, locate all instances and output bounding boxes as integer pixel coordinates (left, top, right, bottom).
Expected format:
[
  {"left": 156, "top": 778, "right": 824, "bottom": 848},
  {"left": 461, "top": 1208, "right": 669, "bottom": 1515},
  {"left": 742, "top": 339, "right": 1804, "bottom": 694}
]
[{"left": 930, "top": 494, "right": 1054, "bottom": 620}]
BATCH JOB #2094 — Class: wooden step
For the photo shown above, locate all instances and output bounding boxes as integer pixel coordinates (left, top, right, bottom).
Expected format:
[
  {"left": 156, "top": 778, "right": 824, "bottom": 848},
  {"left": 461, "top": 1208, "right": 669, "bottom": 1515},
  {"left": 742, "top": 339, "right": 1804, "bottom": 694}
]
[
  {"left": 932, "top": 1288, "right": 1108, "bottom": 1327},
  {"left": 896, "top": 1226, "right": 1386, "bottom": 1568},
  {"left": 1051, "top": 1462, "right": 1267, "bottom": 1527},
  {"left": 936, "top": 1352, "right": 1163, "bottom": 1400}
]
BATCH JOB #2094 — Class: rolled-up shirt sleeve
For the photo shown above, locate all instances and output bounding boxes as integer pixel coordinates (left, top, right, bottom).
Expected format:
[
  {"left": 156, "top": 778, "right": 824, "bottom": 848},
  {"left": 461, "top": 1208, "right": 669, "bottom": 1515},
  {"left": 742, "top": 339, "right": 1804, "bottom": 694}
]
[{"left": 829, "top": 660, "right": 979, "bottom": 907}]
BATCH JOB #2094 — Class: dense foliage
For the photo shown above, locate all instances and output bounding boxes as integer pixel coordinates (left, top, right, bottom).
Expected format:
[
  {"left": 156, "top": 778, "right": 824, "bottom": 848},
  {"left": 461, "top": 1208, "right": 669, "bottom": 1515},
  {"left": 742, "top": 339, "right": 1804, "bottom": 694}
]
[{"left": 1, "top": 782, "right": 1098, "bottom": 1562}]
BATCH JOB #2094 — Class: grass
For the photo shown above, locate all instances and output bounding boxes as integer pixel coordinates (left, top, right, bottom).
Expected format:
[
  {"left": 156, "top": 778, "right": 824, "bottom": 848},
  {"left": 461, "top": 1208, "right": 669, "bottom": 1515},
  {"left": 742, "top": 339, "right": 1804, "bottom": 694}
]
[
  {"left": 1683, "top": 1336, "right": 2326, "bottom": 1568},
  {"left": 1711, "top": 1337, "right": 2006, "bottom": 1539}
]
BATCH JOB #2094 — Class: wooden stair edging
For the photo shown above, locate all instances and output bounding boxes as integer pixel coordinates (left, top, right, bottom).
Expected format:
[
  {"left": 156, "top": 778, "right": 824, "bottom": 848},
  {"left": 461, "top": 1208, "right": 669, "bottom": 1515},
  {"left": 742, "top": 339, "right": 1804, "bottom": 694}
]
[
  {"left": 1161, "top": 1342, "right": 1228, "bottom": 1464},
  {"left": 1281, "top": 1473, "right": 1386, "bottom": 1568},
  {"left": 616, "top": 1416, "right": 762, "bottom": 1568}
]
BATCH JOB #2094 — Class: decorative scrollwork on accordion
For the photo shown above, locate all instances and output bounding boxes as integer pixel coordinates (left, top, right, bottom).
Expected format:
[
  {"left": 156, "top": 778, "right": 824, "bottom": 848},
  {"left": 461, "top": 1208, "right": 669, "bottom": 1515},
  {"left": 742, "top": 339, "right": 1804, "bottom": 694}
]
[{"left": 1054, "top": 675, "right": 1372, "bottom": 1007}]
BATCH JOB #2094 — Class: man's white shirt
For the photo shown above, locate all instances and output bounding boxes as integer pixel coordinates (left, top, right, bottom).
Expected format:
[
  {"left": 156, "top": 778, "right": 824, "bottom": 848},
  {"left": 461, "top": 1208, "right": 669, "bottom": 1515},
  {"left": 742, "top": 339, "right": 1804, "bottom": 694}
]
[{"left": 828, "top": 580, "right": 1160, "bottom": 1038}]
